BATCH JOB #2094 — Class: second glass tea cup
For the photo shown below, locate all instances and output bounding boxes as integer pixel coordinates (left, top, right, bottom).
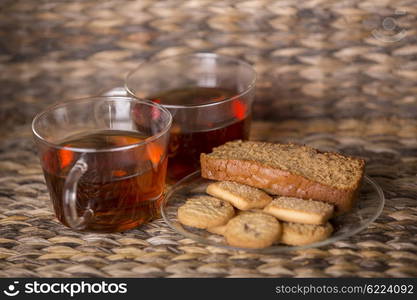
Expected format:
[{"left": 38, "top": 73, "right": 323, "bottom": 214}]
[{"left": 125, "top": 53, "right": 257, "bottom": 182}]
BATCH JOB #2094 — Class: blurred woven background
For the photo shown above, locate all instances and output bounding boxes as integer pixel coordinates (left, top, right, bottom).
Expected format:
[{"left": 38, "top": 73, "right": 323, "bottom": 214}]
[{"left": 0, "top": 0, "right": 416, "bottom": 277}]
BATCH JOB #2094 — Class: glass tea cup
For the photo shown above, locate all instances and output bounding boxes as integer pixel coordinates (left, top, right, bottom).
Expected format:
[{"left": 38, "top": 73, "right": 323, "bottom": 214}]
[
  {"left": 125, "top": 53, "right": 257, "bottom": 182},
  {"left": 32, "top": 96, "right": 172, "bottom": 232}
]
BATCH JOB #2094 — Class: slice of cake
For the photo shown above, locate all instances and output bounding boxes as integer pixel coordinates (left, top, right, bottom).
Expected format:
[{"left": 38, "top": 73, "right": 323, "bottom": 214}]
[{"left": 200, "top": 140, "right": 365, "bottom": 213}]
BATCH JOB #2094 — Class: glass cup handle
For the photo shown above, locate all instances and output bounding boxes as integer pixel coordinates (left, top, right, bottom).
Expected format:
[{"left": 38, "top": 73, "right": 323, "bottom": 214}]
[{"left": 62, "top": 156, "right": 93, "bottom": 230}]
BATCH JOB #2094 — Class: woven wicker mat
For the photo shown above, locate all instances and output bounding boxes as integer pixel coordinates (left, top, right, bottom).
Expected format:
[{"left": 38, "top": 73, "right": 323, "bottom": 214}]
[{"left": 1, "top": 0, "right": 417, "bottom": 277}]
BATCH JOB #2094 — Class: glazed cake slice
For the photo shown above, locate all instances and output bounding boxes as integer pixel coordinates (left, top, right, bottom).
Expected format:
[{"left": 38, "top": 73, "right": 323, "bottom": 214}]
[{"left": 200, "top": 140, "right": 365, "bottom": 213}]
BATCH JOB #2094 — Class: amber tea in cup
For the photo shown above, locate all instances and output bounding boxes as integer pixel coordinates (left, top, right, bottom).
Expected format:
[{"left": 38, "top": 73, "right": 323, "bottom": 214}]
[
  {"left": 126, "top": 53, "right": 256, "bottom": 182},
  {"left": 32, "top": 97, "right": 172, "bottom": 232},
  {"left": 148, "top": 86, "right": 251, "bottom": 180}
]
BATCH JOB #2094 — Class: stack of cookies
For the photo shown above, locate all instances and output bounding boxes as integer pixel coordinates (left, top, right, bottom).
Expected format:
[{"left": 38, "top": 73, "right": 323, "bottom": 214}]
[
  {"left": 178, "top": 181, "right": 334, "bottom": 249},
  {"left": 177, "top": 141, "right": 365, "bottom": 249}
]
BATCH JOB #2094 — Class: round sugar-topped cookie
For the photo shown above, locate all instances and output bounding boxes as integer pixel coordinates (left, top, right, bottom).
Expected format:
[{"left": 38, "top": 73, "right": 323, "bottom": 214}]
[
  {"left": 281, "top": 222, "right": 333, "bottom": 246},
  {"left": 207, "top": 224, "right": 228, "bottom": 236},
  {"left": 224, "top": 212, "right": 281, "bottom": 249},
  {"left": 177, "top": 196, "right": 235, "bottom": 229}
]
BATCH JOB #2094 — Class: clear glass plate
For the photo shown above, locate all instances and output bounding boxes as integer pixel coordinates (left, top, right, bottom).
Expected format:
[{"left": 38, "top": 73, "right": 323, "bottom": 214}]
[{"left": 161, "top": 171, "right": 385, "bottom": 253}]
